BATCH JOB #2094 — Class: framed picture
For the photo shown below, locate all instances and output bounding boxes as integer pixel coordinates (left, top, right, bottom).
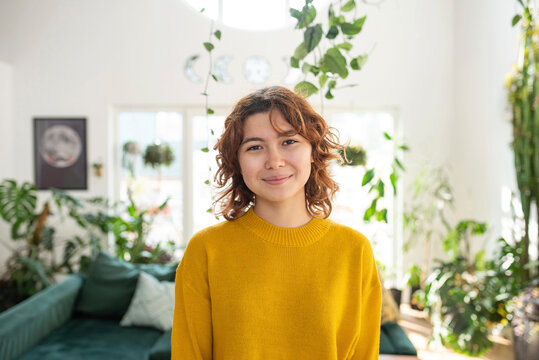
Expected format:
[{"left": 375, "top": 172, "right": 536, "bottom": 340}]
[{"left": 34, "top": 117, "right": 87, "bottom": 190}]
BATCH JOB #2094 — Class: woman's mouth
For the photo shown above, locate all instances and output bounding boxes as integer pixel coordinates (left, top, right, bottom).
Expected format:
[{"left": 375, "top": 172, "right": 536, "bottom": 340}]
[{"left": 263, "top": 175, "right": 291, "bottom": 185}]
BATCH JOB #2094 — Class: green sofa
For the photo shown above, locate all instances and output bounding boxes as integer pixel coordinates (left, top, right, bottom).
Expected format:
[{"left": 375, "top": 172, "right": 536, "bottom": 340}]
[{"left": 0, "top": 252, "right": 416, "bottom": 359}]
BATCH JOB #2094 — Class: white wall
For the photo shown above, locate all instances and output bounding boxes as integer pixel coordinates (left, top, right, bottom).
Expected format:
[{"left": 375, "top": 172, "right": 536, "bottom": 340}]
[
  {"left": 453, "top": 0, "right": 520, "bottom": 259},
  {"left": 0, "top": 0, "right": 520, "bottom": 278},
  {"left": 0, "top": 61, "right": 13, "bottom": 269},
  {"left": 0, "top": 61, "right": 12, "bottom": 179}
]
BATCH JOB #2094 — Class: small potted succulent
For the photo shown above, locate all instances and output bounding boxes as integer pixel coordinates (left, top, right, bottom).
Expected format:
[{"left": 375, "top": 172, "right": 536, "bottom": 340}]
[{"left": 92, "top": 161, "right": 104, "bottom": 177}]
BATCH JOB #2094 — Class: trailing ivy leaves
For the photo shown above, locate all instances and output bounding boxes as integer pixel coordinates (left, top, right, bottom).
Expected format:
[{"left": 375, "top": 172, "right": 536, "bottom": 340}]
[
  {"left": 203, "top": 42, "right": 214, "bottom": 52},
  {"left": 290, "top": 1, "right": 368, "bottom": 99},
  {"left": 350, "top": 54, "right": 368, "bottom": 70},
  {"left": 322, "top": 47, "right": 348, "bottom": 78},
  {"left": 512, "top": 14, "right": 522, "bottom": 27},
  {"left": 294, "top": 81, "right": 319, "bottom": 97},
  {"left": 304, "top": 24, "right": 323, "bottom": 52},
  {"left": 341, "top": 0, "right": 356, "bottom": 12},
  {"left": 290, "top": 0, "right": 316, "bottom": 29},
  {"left": 341, "top": 16, "right": 366, "bottom": 36}
]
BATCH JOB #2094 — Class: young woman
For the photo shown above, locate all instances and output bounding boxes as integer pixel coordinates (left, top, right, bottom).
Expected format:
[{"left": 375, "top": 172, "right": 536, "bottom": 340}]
[{"left": 172, "top": 86, "right": 381, "bottom": 359}]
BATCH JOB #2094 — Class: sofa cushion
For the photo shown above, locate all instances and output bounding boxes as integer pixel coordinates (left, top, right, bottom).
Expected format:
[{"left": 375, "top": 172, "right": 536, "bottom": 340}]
[
  {"left": 149, "top": 330, "right": 172, "bottom": 360},
  {"left": 17, "top": 317, "right": 162, "bottom": 360},
  {"left": 75, "top": 251, "right": 178, "bottom": 319},
  {"left": 120, "top": 272, "right": 175, "bottom": 331},
  {"left": 380, "top": 321, "right": 417, "bottom": 355},
  {"left": 0, "top": 275, "right": 83, "bottom": 360}
]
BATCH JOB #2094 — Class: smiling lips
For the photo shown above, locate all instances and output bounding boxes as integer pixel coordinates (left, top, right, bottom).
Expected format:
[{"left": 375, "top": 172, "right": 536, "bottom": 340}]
[{"left": 263, "top": 175, "right": 292, "bottom": 185}]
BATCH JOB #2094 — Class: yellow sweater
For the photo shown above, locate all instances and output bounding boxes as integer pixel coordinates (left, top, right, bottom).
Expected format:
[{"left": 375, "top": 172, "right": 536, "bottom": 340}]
[{"left": 171, "top": 208, "right": 381, "bottom": 360}]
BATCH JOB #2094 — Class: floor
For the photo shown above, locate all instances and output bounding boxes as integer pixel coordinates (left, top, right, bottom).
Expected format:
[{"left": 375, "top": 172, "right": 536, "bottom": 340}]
[{"left": 398, "top": 304, "right": 514, "bottom": 360}]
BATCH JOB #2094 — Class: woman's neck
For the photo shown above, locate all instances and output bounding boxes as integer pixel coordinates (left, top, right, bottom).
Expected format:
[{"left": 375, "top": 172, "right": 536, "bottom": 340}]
[{"left": 253, "top": 200, "right": 312, "bottom": 228}]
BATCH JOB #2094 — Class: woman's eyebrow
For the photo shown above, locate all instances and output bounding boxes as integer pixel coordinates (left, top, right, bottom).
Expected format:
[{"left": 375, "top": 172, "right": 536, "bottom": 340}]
[
  {"left": 241, "top": 131, "right": 297, "bottom": 145},
  {"left": 241, "top": 137, "right": 264, "bottom": 145}
]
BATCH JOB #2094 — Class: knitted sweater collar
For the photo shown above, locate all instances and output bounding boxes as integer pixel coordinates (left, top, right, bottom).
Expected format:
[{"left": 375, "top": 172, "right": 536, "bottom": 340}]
[{"left": 236, "top": 208, "right": 331, "bottom": 247}]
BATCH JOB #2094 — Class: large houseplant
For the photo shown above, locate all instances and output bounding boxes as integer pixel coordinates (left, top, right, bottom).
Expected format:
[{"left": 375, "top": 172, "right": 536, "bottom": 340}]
[
  {"left": 506, "top": 0, "right": 538, "bottom": 281},
  {"left": 0, "top": 180, "right": 102, "bottom": 311}
]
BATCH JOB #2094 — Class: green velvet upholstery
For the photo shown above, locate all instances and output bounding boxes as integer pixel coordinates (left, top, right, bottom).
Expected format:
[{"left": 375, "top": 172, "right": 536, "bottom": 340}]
[
  {"left": 18, "top": 317, "right": 162, "bottom": 360},
  {"left": 149, "top": 330, "right": 172, "bottom": 360},
  {"left": 0, "top": 274, "right": 83, "bottom": 360},
  {"left": 75, "top": 251, "right": 177, "bottom": 319},
  {"left": 380, "top": 321, "right": 418, "bottom": 355}
]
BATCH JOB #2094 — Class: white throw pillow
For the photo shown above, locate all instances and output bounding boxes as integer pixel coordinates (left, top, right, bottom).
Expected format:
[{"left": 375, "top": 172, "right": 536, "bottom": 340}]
[{"left": 120, "top": 271, "right": 175, "bottom": 331}]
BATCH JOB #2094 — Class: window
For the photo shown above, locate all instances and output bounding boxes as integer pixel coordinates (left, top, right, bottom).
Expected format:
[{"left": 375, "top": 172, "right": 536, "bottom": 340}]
[
  {"left": 114, "top": 108, "right": 401, "bottom": 273},
  {"left": 183, "top": 0, "right": 330, "bottom": 31},
  {"left": 327, "top": 111, "right": 402, "bottom": 278}
]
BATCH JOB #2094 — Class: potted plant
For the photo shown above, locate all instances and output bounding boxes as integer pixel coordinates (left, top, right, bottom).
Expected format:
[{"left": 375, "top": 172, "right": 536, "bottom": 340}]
[
  {"left": 506, "top": 2, "right": 539, "bottom": 358},
  {"left": 92, "top": 161, "right": 104, "bottom": 177},
  {"left": 403, "top": 264, "right": 423, "bottom": 310},
  {"left": 403, "top": 166, "right": 453, "bottom": 286},
  {"left": 143, "top": 141, "right": 175, "bottom": 169},
  {"left": 0, "top": 180, "right": 102, "bottom": 311}
]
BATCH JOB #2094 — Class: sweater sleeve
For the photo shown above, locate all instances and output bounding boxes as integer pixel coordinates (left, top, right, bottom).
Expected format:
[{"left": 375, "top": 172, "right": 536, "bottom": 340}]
[
  {"left": 351, "top": 243, "right": 382, "bottom": 360},
  {"left": 171, "top": 236, "right": 213, "bottom": 360}
]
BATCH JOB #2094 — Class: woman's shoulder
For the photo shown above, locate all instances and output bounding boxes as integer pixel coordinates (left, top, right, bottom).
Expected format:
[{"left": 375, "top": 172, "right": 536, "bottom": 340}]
[
  {"left": 324, "top": 219, "right": 372, "bottom": 246},
  {"left": 186, "top": 218, "right": 241, "bottom": 248}
]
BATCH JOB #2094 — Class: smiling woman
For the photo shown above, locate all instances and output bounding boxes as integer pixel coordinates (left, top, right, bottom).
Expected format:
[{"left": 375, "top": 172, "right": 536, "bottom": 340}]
[{"left": 171, "top": 86, "right": 383, "bottom": 359}]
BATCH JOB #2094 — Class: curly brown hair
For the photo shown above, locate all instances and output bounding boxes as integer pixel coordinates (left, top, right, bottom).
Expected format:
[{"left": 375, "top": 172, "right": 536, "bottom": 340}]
[{"left": 213, "top": 86, "right": 343, "bottom": 220}]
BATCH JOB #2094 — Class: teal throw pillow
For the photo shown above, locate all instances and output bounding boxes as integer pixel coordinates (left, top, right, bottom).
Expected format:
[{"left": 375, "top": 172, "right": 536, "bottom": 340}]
[{"left": 75, "top": 251, "right": 178, "bottom": 319}]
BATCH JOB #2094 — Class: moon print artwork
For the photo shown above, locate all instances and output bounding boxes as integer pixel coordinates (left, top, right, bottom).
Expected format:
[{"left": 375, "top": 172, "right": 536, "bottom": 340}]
[
  {"left": 41, "top": 125, "right": 82, "bottom": 168},
  {"left": 34, "top": 118, "right": 88, "bottom": 190}
]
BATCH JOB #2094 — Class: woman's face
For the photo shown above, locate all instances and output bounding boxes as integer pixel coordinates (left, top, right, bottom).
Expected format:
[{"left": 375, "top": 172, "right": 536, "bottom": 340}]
[{"left": 238, "top": 110, "right": 312, "bottom": 208}]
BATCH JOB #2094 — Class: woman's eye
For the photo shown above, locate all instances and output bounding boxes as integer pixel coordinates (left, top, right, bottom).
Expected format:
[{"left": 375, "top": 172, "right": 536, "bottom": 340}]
[
  {"left": 246, "top": 145, "right": 262, "bottom": 151},
  {"left": 283, "top": 139, "right": 297, "bottom": 145}
]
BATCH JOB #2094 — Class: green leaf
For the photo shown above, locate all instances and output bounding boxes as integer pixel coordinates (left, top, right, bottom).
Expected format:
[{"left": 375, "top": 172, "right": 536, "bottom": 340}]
[
  {"left": 0, "top": 180, "right": 37, "bottom": 223},
  {"left": 341, "top": 16, "right": 366, "bottom": 36},
  {"left": 326, "top": 25, "right": 339, "bottom": 39},
  {"left": 294, "top": 81, "right": 319, "bottom": 97},
  {"left": 394, "top": 157, "right": 405, "bottom": 171},
  {"left": 207, "top": 108, "right": 214, "bottom": 115},
  {"left": 384, "top": 132, "right": 392, "bottom": 140},
  {"left": 304, "top": 24, "right": 323, "bottom": 52},
  {"left": 399, "top": 144, "right": 410, "bottom": 151},
  {"left": 293, "top": 3, "right": 317, "bottom": 29},
  {"left": 290, "top": 56, "right": 300, "bottom": 68},
  {"left": 362, "top": 168, "right": 375, "bottom": 186},
  {"left": 203, "top": 42, "right": 214, "bottom": 52},
  {"left": 328, "top": 80, "right": 337, "bottom": 89},
  {"left": 214, "top": 30, "right": 222, "bottom": 40},
  {"left": 319, "top": 73, "right": 328, "bottom": 88},
  {"left": 212, "top": 74, "right": 218, "bottom": 82},
  {"left": 294, "top": 42, "right": 308, "bottom": 60},
  {"left": 337, "top": 42, "right": 353, "bottom": 51},
  {"left": 201, "top": 147, "right": 209, "bottom": 152},
  {"left": 341, "top": 0, "right": 356, "bottom": 12},
  {"left": 322, "top": 47, "right": 348, "bottom": 78},
  {"left": 210, "top": 128, "right": 214, "bottom": 135},
  {"left": 377, "top": 208, "right": 388, "bottom": 223},
  {"left": 511, "top": 14, "right": 522, "bottom": 27},
  {"left": 290, "top": 8, "right": 301, "bottom": 20},
  {"left": 390, "top": 173, "right": 397, "bottom": 195},
  {"left": 350, "top": 54, "right": 368, "bottom": 70},
  {"left": 206, "top": 208, "right": 213, "bottom": 213},
  {"left": 325, "top": 88, "right": 334, "bottom": 99},
  {"left": 204, "top": 180, "right": 210, "bottom": 185},
  {"left": 376, "top": 179, "right": 385, "bottom": 197}
]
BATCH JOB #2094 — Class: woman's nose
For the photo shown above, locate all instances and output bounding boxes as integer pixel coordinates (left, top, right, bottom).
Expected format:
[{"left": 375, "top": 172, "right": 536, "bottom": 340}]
[{"left": 265, "top": 147, "right": 285, "bottom": 169}]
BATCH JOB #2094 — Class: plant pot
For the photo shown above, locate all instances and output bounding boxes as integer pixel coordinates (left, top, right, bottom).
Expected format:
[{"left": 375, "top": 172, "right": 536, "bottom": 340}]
[
  {"left": 410, "top": 285, "right": 424, "bottom": 310},
  {"left": 390, "top": 288, "right": 402, "bottom": 308},
  {"left": 511, "top": 281, "right": 539, "bottom": 360}
]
